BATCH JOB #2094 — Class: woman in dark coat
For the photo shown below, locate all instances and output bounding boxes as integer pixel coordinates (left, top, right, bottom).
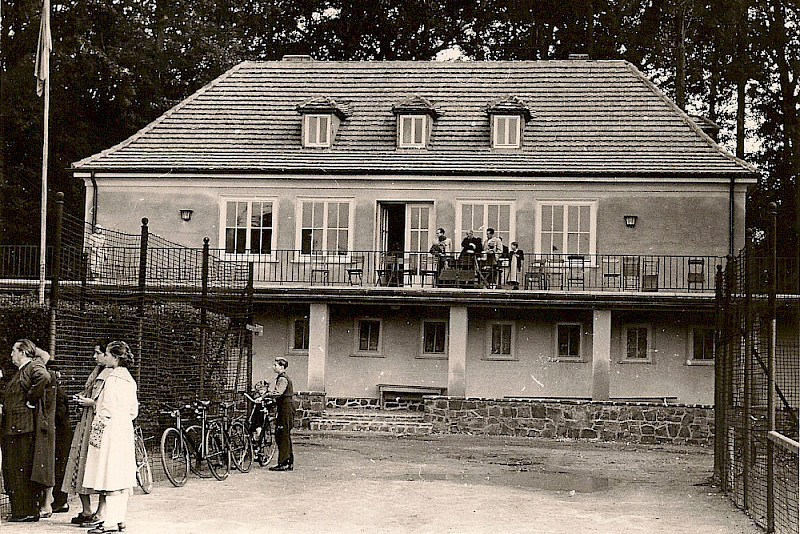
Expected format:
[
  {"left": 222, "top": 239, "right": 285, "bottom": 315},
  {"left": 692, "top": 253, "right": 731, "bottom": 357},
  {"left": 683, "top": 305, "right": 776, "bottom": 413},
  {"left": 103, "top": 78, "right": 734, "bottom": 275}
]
[
  {"left": 1, "top": 339, "right": 52, "bottom": 522},
  {"left": 268, "top": 357, "right": 294, "bottom": 471}
]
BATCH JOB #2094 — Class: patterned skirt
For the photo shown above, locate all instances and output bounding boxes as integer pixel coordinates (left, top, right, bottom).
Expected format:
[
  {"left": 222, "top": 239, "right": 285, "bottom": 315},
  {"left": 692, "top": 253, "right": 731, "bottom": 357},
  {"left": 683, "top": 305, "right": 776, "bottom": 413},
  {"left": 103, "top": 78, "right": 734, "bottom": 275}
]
[{"left": 60, "top": 407, "right": 98, "bottom": 495}]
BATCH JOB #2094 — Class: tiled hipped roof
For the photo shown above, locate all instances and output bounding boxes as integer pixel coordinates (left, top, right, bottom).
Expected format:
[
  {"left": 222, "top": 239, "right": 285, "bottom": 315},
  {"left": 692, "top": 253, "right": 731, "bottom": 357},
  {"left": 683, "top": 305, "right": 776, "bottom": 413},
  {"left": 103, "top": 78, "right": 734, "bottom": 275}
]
[{"left": 73, "top": 60, "right": 756, "bottom": 177}]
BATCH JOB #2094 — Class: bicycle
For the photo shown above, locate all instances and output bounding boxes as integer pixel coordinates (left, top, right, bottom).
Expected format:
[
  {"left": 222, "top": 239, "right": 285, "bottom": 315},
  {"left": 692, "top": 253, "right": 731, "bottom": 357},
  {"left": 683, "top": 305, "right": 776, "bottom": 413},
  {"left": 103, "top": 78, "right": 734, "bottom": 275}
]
[
  {"left": 218, "top": 400, "right": 253, "bottom": 472},
  {"left": 243, "top": 392, "right": 278, "bottom": 467},
  {"left": 134, "top": 426, "right": 154, "bottom": 493},
  {"left": 159, "top": 400, "right": 230, "bottom": 487}
]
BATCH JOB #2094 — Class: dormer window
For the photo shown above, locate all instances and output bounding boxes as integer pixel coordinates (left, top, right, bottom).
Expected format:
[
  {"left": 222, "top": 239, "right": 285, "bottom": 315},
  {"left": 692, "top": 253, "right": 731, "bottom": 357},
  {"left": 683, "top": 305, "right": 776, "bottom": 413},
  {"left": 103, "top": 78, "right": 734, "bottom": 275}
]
[
  {"left": 393, "top": 95, "right": 441, "bottom": 150},
  {"left": 304, "top": 114, "right": 331, "bottom": 147},
  {"left": 487, "top": 96, "right": 533, "bottom": 149},
  {"left": 297, "top": 97, "right": 350, "bottom": 149},
  {"left": 492, "top": 115, "right": 521, "bottom": 148},
  {"left": 399, "top": 115, "right": 428, "bottom": 148}
]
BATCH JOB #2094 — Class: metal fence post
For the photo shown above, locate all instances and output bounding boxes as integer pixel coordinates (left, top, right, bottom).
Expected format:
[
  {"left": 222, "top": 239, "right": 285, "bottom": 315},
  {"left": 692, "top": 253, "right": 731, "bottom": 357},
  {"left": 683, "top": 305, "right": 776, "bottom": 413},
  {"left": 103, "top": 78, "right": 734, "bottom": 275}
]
[
  {"left": 767, "top": 203, "right": 777, "bottom": 533},
  {"left": 49, "top": 192, "right": 64, "bottom": 356},
  {"left": 713, "top": 264, "right": 724, "bottom": 485},
  {"left": 743, "top": 230, "right": 753, "bottom": 512},
  {"left": 200, "top": 237, "right": 209, "bottom": 398},
  {"left": 723, "top": 254, "right": 735, "bottom": 493},
  {"left": 136, "top": 218, "right": 149, "bottom": 386}
]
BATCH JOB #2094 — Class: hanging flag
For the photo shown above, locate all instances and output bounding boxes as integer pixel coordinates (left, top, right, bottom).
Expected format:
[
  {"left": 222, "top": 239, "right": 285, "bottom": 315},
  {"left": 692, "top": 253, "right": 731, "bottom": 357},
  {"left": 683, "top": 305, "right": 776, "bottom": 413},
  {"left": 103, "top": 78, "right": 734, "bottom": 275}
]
[{"left": 34, "top": 0, "right": 51, "bottom": 97}]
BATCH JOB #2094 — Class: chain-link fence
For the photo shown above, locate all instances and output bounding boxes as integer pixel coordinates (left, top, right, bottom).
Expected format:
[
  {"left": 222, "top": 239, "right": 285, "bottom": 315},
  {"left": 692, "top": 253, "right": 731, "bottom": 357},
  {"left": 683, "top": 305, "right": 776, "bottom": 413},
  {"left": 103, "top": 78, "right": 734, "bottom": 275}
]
[
  {"left": 1, "top": 200, "right": 254, "bottom": 514},
  {"left": 716, "top": 209, "right": 799, "bottom": 534}
]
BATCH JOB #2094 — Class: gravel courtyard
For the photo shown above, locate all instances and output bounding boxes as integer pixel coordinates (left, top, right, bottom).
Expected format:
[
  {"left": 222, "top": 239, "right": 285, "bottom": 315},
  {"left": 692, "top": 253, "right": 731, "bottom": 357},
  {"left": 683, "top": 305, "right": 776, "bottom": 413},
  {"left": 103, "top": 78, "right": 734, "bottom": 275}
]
[{"left": 5, "top": 432, "right": 761, "bottom": 534}]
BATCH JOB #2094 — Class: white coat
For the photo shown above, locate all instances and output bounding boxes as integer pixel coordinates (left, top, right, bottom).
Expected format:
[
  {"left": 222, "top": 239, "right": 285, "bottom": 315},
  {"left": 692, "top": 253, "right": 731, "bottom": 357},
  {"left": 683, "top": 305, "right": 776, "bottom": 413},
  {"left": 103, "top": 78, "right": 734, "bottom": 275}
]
[{"left": 81, "top": 366, "right": 138, "bottom": 491}]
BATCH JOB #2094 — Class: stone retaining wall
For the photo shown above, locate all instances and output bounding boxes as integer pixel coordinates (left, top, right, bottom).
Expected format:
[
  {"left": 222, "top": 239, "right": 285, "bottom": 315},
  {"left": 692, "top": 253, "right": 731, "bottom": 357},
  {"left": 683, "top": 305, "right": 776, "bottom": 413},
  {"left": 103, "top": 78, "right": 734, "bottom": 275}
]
[
  {"left": 424, "top": 397, "right": 714, "bottom": 446},
  {"left": 294, "top": 391, "right": 326, "bottom": 429}
]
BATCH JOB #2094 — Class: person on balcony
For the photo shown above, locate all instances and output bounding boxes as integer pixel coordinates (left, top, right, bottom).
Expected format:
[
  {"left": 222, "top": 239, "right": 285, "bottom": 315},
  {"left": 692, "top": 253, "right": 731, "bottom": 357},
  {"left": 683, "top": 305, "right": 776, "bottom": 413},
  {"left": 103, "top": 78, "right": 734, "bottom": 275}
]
[
  {"left": 460, "top": 230, "right": 483, "bottom": 260},
  {"left": 506, "top": 242, "right": 525, "bottom": 289},
  {"left": 485, "top": 228, "right": 503, "bottom": 287},
  {"left": 435, "top": 228, "right": 453, "bottom": 255}
]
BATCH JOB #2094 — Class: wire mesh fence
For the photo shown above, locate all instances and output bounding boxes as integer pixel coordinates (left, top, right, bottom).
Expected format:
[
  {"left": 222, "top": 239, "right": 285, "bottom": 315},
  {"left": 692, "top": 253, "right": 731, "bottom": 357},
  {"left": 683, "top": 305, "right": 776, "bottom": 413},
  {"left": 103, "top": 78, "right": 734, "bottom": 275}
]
[
  {"left": 716, "top": 215, "right": 799, "bottom": 534},
  {"left": 1, "top": 210, "right": 254, "bottom": 515}
]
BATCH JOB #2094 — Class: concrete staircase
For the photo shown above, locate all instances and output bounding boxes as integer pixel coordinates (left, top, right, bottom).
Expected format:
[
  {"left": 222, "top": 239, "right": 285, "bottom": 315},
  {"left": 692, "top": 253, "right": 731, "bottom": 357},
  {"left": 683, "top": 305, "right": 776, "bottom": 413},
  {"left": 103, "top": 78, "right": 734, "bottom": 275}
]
[{"left": 309, "top": 408, "right": 433, "bottom": 435}]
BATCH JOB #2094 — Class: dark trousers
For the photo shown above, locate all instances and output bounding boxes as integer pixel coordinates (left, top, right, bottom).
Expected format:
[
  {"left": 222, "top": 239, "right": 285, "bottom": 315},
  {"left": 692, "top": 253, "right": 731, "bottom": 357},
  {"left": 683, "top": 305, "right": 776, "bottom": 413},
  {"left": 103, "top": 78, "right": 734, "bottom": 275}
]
[
  {"left": 275, "top": 405, "right": 294, "bottom": 466},
  {"left": 52, "top": 425, "right": 73, "bottom": 508},
  {"left": 2, "top": 433, "right": 43, "bottom": 517}
]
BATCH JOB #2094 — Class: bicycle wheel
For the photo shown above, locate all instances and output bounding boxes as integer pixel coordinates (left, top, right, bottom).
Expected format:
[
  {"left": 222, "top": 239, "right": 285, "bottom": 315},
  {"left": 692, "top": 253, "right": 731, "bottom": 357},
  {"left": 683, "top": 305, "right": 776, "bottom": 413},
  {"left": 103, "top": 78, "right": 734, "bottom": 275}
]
[
  {"left": 258, "top": 420, "right": 278, "bottom": 466},
  {"left": 185, "top": 425, "right": 211, "bottom": 478},
  {"left": 135, "top": 431, "right": 154, "bottom": 493},
  {"left": 159, "top": 427, "right": 188, "bottom": 487},
  {"left": 229, "top": 420, "right": 253, "bottom": 472},
  {"left": 205, "top": 421, "right": 230, "bottom": 480}
]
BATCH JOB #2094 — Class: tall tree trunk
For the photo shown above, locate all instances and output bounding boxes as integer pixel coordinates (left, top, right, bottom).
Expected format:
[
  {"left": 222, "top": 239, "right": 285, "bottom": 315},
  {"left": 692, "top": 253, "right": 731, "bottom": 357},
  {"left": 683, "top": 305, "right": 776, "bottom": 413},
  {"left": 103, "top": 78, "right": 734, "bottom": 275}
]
[
  {"left": 674, "top": 2, "right": 688, "bottom": 110},
  {"left": 587, "top": 0, "right": 595, "bottom": 58}
]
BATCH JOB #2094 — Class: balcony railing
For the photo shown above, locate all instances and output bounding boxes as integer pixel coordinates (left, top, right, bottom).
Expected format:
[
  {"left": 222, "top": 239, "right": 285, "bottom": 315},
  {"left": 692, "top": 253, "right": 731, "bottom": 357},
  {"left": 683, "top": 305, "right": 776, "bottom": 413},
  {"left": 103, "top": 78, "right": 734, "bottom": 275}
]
[{"left": 4, "top": 245, "right": 796, "bottom": 294}]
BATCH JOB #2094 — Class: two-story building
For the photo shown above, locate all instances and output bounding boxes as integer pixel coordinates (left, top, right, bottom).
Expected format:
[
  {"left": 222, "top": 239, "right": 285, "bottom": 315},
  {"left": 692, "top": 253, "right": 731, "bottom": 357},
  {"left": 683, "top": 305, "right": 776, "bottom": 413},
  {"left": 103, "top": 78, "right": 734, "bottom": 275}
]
[{"left": 72, "top": 56, "right": 758, "bottom": 406}]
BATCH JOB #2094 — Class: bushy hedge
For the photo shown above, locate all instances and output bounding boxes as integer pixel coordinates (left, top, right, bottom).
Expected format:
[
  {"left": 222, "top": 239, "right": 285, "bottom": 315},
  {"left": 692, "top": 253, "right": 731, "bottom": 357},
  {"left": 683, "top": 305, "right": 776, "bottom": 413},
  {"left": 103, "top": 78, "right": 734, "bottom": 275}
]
[{"left": 0, "top": 295, "right": 49, "bottom": 381}]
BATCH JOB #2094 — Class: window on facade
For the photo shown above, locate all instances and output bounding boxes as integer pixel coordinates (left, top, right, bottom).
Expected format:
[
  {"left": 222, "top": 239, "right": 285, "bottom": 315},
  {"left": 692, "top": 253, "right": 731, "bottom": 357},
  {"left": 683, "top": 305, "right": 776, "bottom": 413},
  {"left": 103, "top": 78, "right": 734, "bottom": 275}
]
[
  {"left": 399, "top": 115, "right": 427, "bottom": 148},
  {"left": 357, "top": 319, "right": 381, "bottom": 353},
  {"left": 556, "top": 323, "right": 582, "bottom": 359},
  {"left": 492, "top": 115, "right": 521, "bottom": 148},
  {"left": 422, "top": 321, "right": 447, "bottom": 355},
  {"left": 624, "top": 325, "right": 651, "bottom": 362},
  {"left": 692, "top": 327, "right": 715, "bottom": 361},
  {"left": 224, "top": 200, "right": 273, "bottom": 255},
  {"left": 538, "top": 202, "right": 595, "bottom": 256},
  {"left": 304, "top": 114, "right": 331, "bottom": 147},
  {"left": 300, "top": 200, "right": 351, "bottom": 255},
  {"left": 460, "top": 202, "right": 512, "bottom": 245},
  {"left": 292, "top": 318, "right": 309, "bottom": 351},
  {"left": 487, "top": 322, "right": 514, "bottom": 358}
]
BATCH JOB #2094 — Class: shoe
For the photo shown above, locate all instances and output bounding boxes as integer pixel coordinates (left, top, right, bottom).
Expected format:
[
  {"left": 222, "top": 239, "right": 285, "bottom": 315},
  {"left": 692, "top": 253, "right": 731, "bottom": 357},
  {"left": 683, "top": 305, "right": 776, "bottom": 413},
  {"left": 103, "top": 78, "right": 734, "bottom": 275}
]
[
  {"left": 8, "top": 515, "right": 40, "bottom": 522},
  {"left": 39, "top": 510, "right": 53, "bottom": 518},
  {"left": 83, "top": 515, "right": 104, "bottom": 527},
  {"left": 269, "top": 463, "right": 293, "bottom": 471},
  {"left": 88, "top": 523, "right": 119, "bottom": 534},
  {"left": 118, "top": 522, "right": 126, "bottom": 532},
  {"left": 53, "top": 504, "right": 70, "bottom": 513},
  {"left": 72, "top": 513, "right": 95, "bottom": 525}
]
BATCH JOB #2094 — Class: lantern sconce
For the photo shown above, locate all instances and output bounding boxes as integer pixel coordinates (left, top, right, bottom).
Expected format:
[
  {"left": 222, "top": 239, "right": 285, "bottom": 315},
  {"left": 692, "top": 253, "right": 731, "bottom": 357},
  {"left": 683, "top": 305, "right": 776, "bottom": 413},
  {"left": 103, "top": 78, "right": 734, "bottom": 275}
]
[
  {"left": 624, "top": 215, "right": 638, "bottom": 228},
  {"left": 180, "top": 209, "right": 194, "bottom": 222}
]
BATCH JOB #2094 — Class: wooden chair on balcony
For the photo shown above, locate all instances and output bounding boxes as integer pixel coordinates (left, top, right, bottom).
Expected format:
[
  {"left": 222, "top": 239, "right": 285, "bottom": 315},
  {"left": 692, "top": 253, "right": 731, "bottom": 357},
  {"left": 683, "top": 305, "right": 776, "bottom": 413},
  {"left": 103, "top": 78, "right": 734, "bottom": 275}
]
[
  {"left": 419, "top": 254, "right": 439, "bottom": 287},
  {"left": 346, "top": 255, "right": 364, "bottom": 285},
  {"left": 524, "top": 260, "right": 546, "bottom": 290},
  {"left": 622, "top": 256, "right": 640, "bottom": 290},
  {"left": 641, "top": 257, "right": 659, "bottom": 291},
  {"left": 566, "top": 255, "right": 585, "bottom": 290},
  {"left": 376, "top": 253, "right": 403, "bottom": 286},
  {"left": 310, "top": 250, "right": 330, "bottom": 286},
  {"left": 687, "top": 258, "right": 705, "bottom": 291}
]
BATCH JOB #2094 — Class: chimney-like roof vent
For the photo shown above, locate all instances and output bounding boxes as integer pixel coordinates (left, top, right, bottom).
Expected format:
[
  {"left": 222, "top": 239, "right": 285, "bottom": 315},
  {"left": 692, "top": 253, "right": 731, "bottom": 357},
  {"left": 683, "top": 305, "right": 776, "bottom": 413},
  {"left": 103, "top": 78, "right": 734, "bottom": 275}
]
[
  {"left": 568, "top": 53, "right": 590, "bottom": 60},
  {"left": 282, "top": 54, "right": 313, "bottom": 62}
]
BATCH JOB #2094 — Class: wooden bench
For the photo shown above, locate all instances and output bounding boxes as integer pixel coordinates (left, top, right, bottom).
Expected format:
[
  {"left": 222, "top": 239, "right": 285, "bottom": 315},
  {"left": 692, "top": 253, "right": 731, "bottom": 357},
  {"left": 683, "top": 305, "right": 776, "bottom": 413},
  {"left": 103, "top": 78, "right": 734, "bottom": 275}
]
[{"left": 377, "top": 384, "right": 447, "bottom": 408}]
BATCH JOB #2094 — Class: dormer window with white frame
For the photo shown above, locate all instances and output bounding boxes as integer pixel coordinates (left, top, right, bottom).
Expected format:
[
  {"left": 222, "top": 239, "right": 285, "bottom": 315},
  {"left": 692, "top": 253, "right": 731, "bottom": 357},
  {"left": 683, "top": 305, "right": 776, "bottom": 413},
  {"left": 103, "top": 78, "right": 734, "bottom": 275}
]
[
  {"left": 492, "top": 115, "right": 522, "bottom": 148},
  {"left": 399, "top": 115, "right": 428, "bottom": 148},
  {"left": 304, "top": 114, "right": 331, "bottom": 147},
  {"left": 393, "top": 95, "right": 440, "bottom": 150},
  {"left": 297, "top": 97, "right": 350, "bottom": 149},
  {"left": 487, "top": 95, "right": 532, "bottom": 150}
]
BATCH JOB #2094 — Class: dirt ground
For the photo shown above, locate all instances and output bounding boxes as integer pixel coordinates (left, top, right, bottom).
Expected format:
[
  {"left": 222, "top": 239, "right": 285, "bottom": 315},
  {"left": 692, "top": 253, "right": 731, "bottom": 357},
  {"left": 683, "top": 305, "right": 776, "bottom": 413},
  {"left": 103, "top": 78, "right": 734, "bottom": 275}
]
[{"left": 4, "top": 432, "right": 761, "bottom": 534}]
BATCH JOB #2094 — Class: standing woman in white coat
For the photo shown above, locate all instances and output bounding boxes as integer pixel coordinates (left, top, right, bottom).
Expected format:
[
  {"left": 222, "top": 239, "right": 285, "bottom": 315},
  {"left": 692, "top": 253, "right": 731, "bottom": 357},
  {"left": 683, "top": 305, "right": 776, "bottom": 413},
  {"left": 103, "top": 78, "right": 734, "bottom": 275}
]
[{"left": 81, "top": 341, "right": 138, "bottom": 534}]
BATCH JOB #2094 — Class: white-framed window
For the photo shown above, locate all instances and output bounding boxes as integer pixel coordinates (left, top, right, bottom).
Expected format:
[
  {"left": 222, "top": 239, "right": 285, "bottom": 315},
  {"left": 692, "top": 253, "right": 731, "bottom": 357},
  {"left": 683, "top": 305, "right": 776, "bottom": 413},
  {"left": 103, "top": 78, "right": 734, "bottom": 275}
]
[
  {"left": 419, "top": 320, "right": 447, "bottom": 358},
  {"left": 492, "top": 115, "right": 521, "bottom": 148},
  {"left": 398, "top": 115, "right": 428, "bottom": 148},
  {"left": 485, "top": 321, "right": 516, "bottom": 360},
  {"left": 555, "top": 323, "right": 583, "bottom": 361},
  {"left": 535, "top": 201, "right": 597, "bottom": 257},
  {"left": 688, "top": 326, "right": 715, "bottom": 365},
  {"left": 289, "top": 316, "right": 309, "bottom": 353},
  {"left": 457, "top": 201, "right": 514, "bottom": 246},
  {"left": 297, "top": 199, "right": 352, "bottom": 255},
  {"left": 221, "top": 199, "right": 275, "bottom": 255},
  {"left": 621, "top": 324, "right": 653, "bottom": 363},
  {"left": 303, "top": 114, "right": 331, "bottom": 147},
  {"left": 354, "top": 318, "right": 383, "bottom": 356}
]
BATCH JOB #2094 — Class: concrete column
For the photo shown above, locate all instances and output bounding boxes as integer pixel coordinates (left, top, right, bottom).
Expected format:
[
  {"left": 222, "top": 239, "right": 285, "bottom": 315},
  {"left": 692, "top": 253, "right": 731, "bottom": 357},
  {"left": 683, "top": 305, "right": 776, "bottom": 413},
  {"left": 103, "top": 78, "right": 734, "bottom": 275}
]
[
  {"left": 448, "top": 306, "right": 468, "bottom": 397},
  {"left": 307, "top": 302, "right": 329, "bottom": 393},
  {"left": 592, "top": 309, "right": 612, "bottom": 401}
]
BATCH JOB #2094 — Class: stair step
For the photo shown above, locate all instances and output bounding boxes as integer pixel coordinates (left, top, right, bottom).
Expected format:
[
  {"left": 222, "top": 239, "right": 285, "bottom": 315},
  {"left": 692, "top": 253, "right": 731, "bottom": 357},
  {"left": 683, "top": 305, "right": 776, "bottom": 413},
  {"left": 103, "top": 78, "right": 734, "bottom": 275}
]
[
  {"left": 322, "top": 409, "right": 425, "bottom": 422},
  {"left": 310, "top": 419, "right": 433, "bottom": 435}
]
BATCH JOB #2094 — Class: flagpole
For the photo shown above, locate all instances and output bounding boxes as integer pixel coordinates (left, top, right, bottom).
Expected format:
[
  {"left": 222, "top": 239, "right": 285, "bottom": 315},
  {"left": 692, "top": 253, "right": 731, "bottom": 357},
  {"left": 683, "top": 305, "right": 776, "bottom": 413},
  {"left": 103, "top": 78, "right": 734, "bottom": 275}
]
[
  {"left": 38, "top": 73, "right": 49, "bottom": 304},
  {"left": 36, "top": 0, "right": 51, "bottom": 304}
]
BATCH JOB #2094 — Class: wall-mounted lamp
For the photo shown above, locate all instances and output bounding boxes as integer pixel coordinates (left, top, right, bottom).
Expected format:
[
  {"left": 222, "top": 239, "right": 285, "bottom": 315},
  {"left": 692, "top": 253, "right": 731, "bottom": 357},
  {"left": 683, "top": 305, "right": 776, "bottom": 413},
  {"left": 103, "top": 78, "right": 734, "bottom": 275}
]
[
  {"left": 624, "top": 215, "right": 638, "bottom": 228},
  {"left": 180, "top": 209, "right": 194, "bottom": 222}
]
